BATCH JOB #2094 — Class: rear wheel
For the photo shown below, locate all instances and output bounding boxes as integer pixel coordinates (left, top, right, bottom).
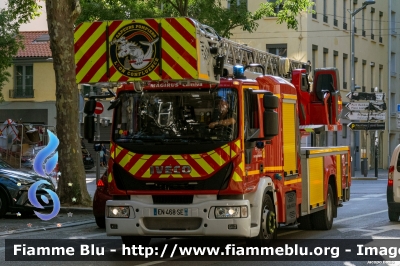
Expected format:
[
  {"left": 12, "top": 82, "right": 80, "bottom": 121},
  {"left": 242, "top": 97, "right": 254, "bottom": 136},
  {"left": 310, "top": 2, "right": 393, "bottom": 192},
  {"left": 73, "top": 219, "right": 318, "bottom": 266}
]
[
  {"left": 247, "top": 193, "right": 277, "bottom": 246},
  {"left": 0, "top": 192, "right": 8, "bottom": 218},
  {"left": 121, "top": 236, "right": 151, "bottom": 247},
  {"left": 311, "top": 184, "right": 335, "bottom": 230},
  {"left": 388, "top": 210, "right": 399, "bottom": 222}
]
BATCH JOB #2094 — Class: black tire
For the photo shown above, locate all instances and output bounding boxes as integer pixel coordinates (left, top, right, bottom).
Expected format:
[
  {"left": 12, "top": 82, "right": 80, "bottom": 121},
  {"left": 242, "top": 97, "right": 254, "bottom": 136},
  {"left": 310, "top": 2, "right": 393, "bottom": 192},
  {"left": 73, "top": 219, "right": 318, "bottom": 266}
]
[
  {"left": 247, "top": 193, "right": 277, "bottom": 246},
  {"left": 0, "top": 192, "right": 8, "bottom": 218},
  {"left": 121, "top": 236, "right": 151, "bottom": 247},
  {"left": 297, "top": 214, "right": 313, "bottom": 230},
  {"left": 95, "top": 216, "right": 106, "bottom": 228},
  {"left": 21, "top": 211, "right": 34, "bottom": 217},
  {"left": 311, "top": 184, "right": 335, "bottom": 230},
  {"left": 388, "top": 210, "right": 399, "bottom": 222}
]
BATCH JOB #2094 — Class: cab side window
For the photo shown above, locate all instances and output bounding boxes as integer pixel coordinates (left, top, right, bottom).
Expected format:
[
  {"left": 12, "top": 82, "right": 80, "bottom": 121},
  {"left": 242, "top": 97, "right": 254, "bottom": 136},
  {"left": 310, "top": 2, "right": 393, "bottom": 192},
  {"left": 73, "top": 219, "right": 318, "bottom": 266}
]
[{"left": 244, "top": 89, "right": 260, "bottom": 139}]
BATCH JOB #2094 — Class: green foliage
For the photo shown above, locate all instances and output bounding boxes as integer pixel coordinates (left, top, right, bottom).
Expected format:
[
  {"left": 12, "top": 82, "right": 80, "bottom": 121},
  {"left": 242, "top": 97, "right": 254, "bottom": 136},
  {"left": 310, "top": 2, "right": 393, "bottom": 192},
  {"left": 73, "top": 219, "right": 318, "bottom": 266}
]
[
  {"left": 77, "top": 0, "right": 313, "bottom": 38},
  {"left": 0, "top": 0, "right": 40, "bottom": 102}
]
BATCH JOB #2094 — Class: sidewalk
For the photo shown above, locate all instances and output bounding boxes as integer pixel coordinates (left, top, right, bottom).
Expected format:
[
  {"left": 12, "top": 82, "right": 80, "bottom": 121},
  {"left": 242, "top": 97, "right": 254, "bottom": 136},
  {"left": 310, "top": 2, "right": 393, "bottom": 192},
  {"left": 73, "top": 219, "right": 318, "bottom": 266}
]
[{"left": 352, "top": 168, "right": 388, "bottom": 180}]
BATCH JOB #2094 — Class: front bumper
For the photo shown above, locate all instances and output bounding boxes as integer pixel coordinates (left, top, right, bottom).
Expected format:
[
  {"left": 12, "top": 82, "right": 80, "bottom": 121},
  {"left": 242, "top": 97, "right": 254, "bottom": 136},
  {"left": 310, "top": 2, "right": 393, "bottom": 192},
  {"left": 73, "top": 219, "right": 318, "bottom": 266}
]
[{"left": 106, "top": 198, "right": 251, "bottom": 237}]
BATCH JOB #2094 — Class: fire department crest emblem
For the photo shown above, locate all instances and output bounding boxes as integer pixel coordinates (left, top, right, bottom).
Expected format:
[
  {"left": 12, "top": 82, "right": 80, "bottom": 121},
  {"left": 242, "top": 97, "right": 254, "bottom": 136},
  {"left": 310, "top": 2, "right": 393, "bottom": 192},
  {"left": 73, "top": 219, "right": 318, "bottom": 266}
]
[{"left": 110, "top": 23, "right": 160, "bottom": 78}]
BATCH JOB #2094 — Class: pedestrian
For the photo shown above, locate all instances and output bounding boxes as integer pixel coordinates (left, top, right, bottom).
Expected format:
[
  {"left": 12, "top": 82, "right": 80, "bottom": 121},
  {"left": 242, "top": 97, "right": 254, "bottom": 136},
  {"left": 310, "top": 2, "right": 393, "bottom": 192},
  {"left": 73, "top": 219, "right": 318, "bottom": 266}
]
[
  {"left": 101, "top": 144, "right": 108, "bottom": 167},
  {"left": 99, "top": 144, "right": 105, "bottom": 167}
]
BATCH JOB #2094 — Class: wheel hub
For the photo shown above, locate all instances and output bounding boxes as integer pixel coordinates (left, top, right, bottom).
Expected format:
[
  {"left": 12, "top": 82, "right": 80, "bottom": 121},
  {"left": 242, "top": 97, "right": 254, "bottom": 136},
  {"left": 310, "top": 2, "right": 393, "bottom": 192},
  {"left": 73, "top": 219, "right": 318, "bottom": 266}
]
[{"left": 262, "top": 207, "right": 276, "bottom": 238}]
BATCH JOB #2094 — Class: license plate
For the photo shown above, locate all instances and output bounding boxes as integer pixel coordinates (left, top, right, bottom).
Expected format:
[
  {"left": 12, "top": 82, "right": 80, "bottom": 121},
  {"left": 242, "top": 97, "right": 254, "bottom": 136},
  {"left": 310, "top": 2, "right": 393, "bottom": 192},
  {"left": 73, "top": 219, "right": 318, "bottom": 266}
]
[
  {"left": 153, "top": 208, "right": 188, "bottom": 216},
  {"left": 86, "top": 158, "right": 91, "bottom": 161}
]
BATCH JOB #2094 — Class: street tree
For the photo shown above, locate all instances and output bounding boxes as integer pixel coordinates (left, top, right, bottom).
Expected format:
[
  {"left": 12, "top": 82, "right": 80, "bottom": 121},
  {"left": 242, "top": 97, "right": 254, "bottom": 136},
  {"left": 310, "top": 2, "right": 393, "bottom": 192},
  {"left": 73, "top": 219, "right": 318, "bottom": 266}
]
[
  {"left": 46, "top": 0, "right": 91, "bottom": 205},
  {"left": 0, "top": 0, "right": 41, "bottom": 102},
  {"left": 77, "top": 0, "right": 313, "bottom": 37}
]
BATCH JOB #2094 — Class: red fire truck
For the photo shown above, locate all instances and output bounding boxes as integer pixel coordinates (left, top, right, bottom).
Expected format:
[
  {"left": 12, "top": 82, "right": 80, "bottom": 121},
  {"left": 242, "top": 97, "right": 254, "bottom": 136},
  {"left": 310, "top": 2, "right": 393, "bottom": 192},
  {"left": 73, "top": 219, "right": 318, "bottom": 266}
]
[{"left": 76, "top": 17, "right": 351, "bottom": 246}]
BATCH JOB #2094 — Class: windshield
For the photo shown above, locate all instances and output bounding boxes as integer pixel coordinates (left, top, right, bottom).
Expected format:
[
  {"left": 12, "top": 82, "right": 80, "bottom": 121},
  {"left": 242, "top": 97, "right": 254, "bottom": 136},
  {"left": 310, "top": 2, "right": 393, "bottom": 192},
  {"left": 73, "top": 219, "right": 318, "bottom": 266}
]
[{"left": 113, "top": 88, "right": 238, "bottom": 144}]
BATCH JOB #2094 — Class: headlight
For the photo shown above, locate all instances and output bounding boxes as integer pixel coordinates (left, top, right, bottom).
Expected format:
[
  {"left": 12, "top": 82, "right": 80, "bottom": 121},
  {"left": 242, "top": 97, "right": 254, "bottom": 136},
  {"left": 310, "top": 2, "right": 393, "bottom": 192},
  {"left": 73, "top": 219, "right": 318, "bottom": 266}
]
[
  {"left": 108, "top": 206, "right": 130, "bottom": 218},
  {"left": 214, "top": 206, "right": 248, "bottom": 218}
]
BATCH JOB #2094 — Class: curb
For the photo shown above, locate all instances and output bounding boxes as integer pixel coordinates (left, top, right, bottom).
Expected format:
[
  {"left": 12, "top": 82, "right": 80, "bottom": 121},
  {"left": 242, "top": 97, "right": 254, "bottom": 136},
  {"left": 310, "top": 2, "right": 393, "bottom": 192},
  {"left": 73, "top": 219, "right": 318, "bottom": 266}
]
[
  {"left": 351, "top": 177, "right": 378, "bottom": 180},
  {"left": 60, "top": 207, "right": 93, "bottom": 213},
  {"left": 0, "top": 219, "right": 94, "bottom": 236}
]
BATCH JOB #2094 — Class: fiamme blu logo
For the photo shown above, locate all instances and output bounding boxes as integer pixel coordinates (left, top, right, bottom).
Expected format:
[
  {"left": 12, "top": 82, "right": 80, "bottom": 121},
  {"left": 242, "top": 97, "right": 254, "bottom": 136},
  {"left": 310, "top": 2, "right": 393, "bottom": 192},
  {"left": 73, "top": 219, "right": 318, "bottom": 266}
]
[{"left": 27, "top": 131, "right": 60, "bottom": 221}]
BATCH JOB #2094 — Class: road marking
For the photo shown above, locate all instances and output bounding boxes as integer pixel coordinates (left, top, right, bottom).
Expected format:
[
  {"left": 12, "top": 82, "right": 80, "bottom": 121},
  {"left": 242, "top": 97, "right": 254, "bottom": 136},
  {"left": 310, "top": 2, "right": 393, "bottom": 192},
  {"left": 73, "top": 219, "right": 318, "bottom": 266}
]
[
  {"left": 68, "top": 232, "right": 106, "bottom": 239},
  {"left": 136, "top": 262, "right": 166, "bottom": 266},
  {"left": 86, "top": 177, "right": 96, "bottom": 183},
  {"left": 335, "top": 210, "right": 387, "bottom": 223},
  {"left": 362, "top": 193, "right": 385, "bottom": 198},
  {"left": 278, "top": 230, "right": 302, "bottom": 236}
]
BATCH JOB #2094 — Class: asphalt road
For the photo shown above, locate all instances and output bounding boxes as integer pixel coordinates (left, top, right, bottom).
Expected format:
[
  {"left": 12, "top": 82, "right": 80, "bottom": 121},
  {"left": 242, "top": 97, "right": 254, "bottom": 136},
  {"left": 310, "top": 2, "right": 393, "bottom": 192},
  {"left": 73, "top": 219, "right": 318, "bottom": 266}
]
[{"left": 0, "top": 178, "right": 398, "bottom": 266}]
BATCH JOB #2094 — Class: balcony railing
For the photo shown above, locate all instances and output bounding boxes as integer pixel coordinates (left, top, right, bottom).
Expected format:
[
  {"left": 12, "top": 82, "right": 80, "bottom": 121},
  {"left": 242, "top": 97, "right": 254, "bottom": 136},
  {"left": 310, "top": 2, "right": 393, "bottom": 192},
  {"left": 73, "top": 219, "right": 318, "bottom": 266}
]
[
  {"left": 362, "top": 86, "right": 366, "bottom": 92},
  {"left": 343, "top": 22, "right": 347, "bottom": 30},
  {"left": 371, "top": 33, "right": 374, "bottom": 40},
  {"left": 343, "top": 82, "right": 347, "bottom": 89},
  {"left": 9, "top": 89, "right": 34, "bottom": 98},
  {"left": 334, "top": 19, "right": 338, "bottom": 26},
  {"left": 323, "top": 15, "right": 328, "bottom": 23},
  {"left": 312, "top": 13, "right": 317, "bottom": 19},
  {"left": 362, "top": 30, "right": 366, "bottom": 37},
  {"left": 379, "top": 36, "right": 382, "bottom": 43}
]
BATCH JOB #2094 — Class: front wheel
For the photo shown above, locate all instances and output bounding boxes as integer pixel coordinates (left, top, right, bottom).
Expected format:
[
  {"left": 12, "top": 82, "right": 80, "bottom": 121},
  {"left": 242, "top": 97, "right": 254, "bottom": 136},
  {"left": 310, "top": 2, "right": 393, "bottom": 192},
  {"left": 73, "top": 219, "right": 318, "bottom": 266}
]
[
  {"left": 311, "top": 184, "right": 335, "bottom": 230},
  {"left": 0, "top": 192, "right": 8, "bottom": 218},
  {"left": 247, "top": 193, "right": 277, "bottom": 246},
  {"left": 121, "top": 236, "right": 151, "bottom": 247}
]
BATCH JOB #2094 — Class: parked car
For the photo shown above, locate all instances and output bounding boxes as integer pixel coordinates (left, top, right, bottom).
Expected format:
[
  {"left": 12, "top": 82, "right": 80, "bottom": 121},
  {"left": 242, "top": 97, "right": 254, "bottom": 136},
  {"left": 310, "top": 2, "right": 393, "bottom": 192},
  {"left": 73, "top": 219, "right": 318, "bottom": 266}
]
[
  {"left": 0, "top": 159, "right": 56, "bottom": 218},
  {"left": 388, "top": 144, "right": 400, "bottom": 221},
  {"left": 93, "top": 170, "right": 112, "bottom": 228},
  {"left": 82, "top": 147, "right": 94, "bottom": 170}
]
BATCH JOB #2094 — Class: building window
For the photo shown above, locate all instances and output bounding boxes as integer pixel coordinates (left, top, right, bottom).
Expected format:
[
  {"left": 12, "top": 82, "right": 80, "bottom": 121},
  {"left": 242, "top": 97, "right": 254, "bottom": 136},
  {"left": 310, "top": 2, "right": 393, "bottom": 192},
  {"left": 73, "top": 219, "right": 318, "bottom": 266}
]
[
  {"left": 323, "top": 48, "right": 328, "bottom": 68},
  {"left": 333, "top": 0, "right": 337, "bottom": 26},
  {"left": 343, "top": 0, "right": 347, "bottom": 30},
  {"left": 379, "top": 65, "right": 382, "bottom": 92},
  {"left": 362, "top": 60, "right": 366, "bottom": 92},
  {"left": 266, "top": 0, "right": 283, "bottom": 14},
  {"left": 14, "top": 65, "right": 34, "bottom": 98},
  {"left": 312, "top": 45, "right": 318, "bottom": 75},
  {"left": 379, "top": 12, "right": 383, "bottom": 43},
  {"left": 370, "top": 63, "right": 374, "bottom": 92},
  {"left": 370, "top": 7, "right": 375, "bottom": 40},
  {"left": 266, "top": 43, "right": 287, "bottom": 57},
  {"left": 391, "top": 52, "right": 396, "bottom": 77},
  {"left": 312, "top": 0, "right": 317, "bottom": 19},
  {"left": 323, "top": 0, "right": 328, "bottom": 23},
  {"left": 343, "top": 54, "right": 348, "bottom": 89},
  {"left": 333, "top": 50, "right": 338, "bottom": 68},
  {"left": 227, "top": 0, "right": 247, "bottom": 10},
  {"left": 362, "top": 9, "right": 365, "bottom": 36},
  {"left": 391, "top": 11, "right": 396, "bottom": 35}
]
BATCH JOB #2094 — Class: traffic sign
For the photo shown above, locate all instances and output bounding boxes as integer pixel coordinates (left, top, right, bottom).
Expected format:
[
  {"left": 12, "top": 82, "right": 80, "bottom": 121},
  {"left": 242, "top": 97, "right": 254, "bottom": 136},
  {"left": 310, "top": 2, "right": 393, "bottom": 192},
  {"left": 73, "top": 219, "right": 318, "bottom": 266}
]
[
  {"left": 346, "top": 92, "right": 384, "bottom": 101},
  {"left": 345, "top": 102, "right": 384, "bottom": 111},
  {"left": 345, "top": 112, "right": 386, "bottom": 121},
  {"left": 94, "top": 101, "right": 104, "bottom": 115},
  {"left": 348, "top": 122, "right": 385, "bottom": 130}
]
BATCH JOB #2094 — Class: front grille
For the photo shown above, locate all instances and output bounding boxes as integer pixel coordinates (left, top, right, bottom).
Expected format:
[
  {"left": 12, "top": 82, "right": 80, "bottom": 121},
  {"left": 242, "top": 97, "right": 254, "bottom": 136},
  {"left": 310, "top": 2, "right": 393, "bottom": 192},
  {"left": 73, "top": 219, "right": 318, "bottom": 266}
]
[
  {"left": 152, "top": 195, "right": 193, "bottom": 204},
  {"left": 113, "top": 162, "right": 232, "bottom": 191},
  {"left": 143, "top": 217, "right": 202, "bottom": 230}
]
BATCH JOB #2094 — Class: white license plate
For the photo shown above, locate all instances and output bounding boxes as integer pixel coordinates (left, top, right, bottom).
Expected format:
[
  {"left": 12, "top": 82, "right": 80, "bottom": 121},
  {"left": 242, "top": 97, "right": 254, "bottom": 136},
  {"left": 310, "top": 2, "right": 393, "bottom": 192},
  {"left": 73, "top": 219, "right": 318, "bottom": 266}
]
[
  {"left": 86, "top": 158, "right": 91, "bottom": 161},
  {"left": 153, "top": 208, "right": 188, "bottom": 216}
]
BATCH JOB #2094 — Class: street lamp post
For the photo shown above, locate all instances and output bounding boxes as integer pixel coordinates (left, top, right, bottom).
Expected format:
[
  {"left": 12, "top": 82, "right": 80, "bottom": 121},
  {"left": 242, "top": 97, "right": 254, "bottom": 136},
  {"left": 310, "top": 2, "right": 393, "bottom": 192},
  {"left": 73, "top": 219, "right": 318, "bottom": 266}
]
[{"left": 349, "top": 0, "right": 375, "bottom": 177}]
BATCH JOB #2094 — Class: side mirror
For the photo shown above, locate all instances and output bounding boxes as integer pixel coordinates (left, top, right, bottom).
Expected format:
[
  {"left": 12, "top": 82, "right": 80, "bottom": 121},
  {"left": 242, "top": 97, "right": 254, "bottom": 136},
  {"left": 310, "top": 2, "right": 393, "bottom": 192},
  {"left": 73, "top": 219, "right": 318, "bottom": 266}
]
[{"left": 263, "top": 92, "right": 279, "bottom": 139}]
